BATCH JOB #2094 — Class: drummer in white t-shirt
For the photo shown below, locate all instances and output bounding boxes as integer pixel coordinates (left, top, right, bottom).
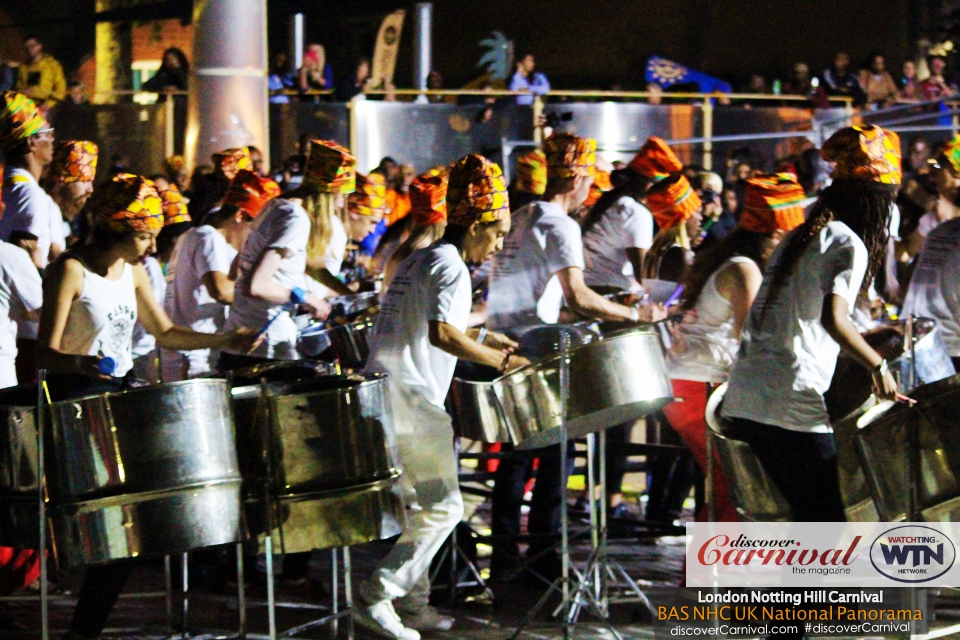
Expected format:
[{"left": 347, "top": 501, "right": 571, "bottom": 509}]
[
  {"left": 356, "top": 154, "right": 527, "bottom": 639},
  {"left": 221, "top": 140, "right": 355, "bottom": 367},
  {"left": 486, "top": 133, "right": 652, "bottom": 580},
  {"left": 581, "top": 137, "right": 683, "bottom": 293},
  {"left": 721, "top": 125, "right": 901, "bottom": 522},
  {"left": 163, "top": 170, "right": 280, "bottom": 379}
]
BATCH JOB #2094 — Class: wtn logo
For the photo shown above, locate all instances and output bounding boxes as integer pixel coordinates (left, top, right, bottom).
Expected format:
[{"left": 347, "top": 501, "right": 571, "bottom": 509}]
[{"left": 870, "top": 526, "right": 956, "bottom": 584}]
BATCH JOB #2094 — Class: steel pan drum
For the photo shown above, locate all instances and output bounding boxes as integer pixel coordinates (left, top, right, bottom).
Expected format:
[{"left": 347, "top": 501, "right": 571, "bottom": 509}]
[
  {"left": 232, "top": 374, "right": 404, "bottom": 553},
  {"left": 327, "top": 292, "right": 380, "bottom": 318},
  {"left": 454, "top": 329, "right": 671, "bottom": 450},
  {"left": 832, "top": 398, "right": 881, "bottom": 522},
  {"left": 0, "top": 386, "right": 41, "bottom": 547},
  {"left": 854, "top": 374, "right": 960, "bottom": 522},
  {"left": 704, "top": 383, "right": 791, "bottom": 521},
  {"left": 45, "top": 380, "right": 242, "bottom": 566}
]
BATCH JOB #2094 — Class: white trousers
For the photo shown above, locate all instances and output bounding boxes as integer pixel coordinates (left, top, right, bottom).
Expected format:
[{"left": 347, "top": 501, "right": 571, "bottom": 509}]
[{"left": 360, "top": 397, "right": 464, "bottom": 604}]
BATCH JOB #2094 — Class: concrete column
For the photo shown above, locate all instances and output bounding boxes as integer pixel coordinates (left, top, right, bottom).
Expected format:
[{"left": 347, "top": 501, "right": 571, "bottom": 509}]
[
  {"left": 185, "top": 0, "right": 269, "bottom": 171},
  {"left": 289, "top": 13, "right": 305, "bottom": 73},
  {"left": 94, "top": 0, "right": 132, "bottom": 104},
  {"left": 413, "top": 3, "right": 432, "bottom": 103}
]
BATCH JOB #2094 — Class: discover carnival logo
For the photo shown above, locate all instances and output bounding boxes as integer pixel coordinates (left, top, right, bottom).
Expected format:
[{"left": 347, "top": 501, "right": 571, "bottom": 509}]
[{"left": 869, "top": 525, "right": 956, "bottom": 583}]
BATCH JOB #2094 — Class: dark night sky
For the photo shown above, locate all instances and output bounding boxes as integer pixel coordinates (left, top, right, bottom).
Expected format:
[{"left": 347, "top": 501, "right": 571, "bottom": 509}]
[{"left": 0, "top": 0, "right": 937, "bottom": 89}]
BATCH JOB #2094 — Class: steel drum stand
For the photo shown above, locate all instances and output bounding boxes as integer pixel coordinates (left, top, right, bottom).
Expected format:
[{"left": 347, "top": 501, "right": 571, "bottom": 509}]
[{"left": 509, "top": 336, "right": 629, "bottom": 640}]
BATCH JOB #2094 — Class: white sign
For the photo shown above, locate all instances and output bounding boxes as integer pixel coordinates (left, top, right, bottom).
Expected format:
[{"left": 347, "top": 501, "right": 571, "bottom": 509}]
[{"left": 687, "top": 522, "right": 959, "bottom": 587}]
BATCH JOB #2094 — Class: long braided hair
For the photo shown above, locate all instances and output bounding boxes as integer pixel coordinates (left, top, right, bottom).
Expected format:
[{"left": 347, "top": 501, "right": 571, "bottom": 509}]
[{"left": 757, "top": 178, "right": 895, "bottom": 323}]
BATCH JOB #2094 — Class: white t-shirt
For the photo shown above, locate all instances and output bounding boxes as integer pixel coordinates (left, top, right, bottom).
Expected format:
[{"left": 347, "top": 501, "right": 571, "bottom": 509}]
[
  {"left": 165, "top": 226, "right": 238, "bottom": 333},
  {"left": 132, "top": 256, "right": 166, "bottom": 358},
  {"left": 487, "top": 201, "right": 585, "bottom": 330},
  {"left": 722, "top": 221, "right": 868, "bottom": 433},
  {"left": 0, "top": 242, "right": 42, "bottom": 383},
  {"left": 365, "top": 241, "right": 472, "bottom": 410},
  {"left": 225, "top": 198, "right": 309, "bottom": 358},
  {"left": 903, "top": 217, "right": 960, "bottom": 356},
  {"left": 582, "top": 196, "right": 654, "bottom": 290},
  {"left": 0, "top": 168, "right": 63, "bottom": 268}
]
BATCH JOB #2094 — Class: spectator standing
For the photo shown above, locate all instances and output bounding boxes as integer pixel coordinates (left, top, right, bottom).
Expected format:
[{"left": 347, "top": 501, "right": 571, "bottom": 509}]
[
  {"left": 921, "top": 53, "right": 955, "bottom": 101},
  {"left": 335, "top": 58, "right": 373, "bottom": 102},
  {"left": 900, "top": 60, "right": 921, "bottom": 101},
  {"left": 16, "top": 35, "right": 66, "bottom": 109},
  {"left": 509, "top": 53, "right": 550, "bottom": 106},
  {"left": 427, "top": 70, "right": 445, "bottom": 103},
  {"left": 142, "top": 48, "right": 189, "bottom": 103},
  {"left": 299, "top": 44, "right": 334, "bottom": 101},
  {"left": 819, "top": 51, "right": 867, "bottom": 107},
  {"left": 782, "top": 62, "right": 813, "bottom": 97},
  {"left": 859, "top": 51, "right": 900, "bottom": 108},
  {"left": 268, "top": 52, "right": 296, "bottom": 104},
  {"left": 0, "top": 54, "right": 15, "bottom": 94}
]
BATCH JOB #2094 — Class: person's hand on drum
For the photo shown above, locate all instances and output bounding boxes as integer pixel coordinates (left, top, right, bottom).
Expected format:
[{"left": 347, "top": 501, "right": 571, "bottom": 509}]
[
  {"left": 305, "top": 294, "right": 332, "bottom": 320},
  {"left": 503, "top": 353, "right": 532, "bottom": 373},
  {"left": 77, "top": 355, "right": 112, "bottom": 380},
  {"left": 871, "top": 364, "right": 899, "bottom": 402},
  {"left": 483, "top": 331, "right": 519, "bottom": 352},
  {"left": 224, "top": 327, "right": 264, "bottom": 354},
  {"left": 638, "top": 302, "right": 668, "bottom": 323}
]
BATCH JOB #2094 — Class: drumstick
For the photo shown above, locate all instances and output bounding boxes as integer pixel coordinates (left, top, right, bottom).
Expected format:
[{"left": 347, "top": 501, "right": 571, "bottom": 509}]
[
  {"left": 663, "top": 284, "right": 685, "bottom": 308},
  {"left": 896, "top": 392, "right": 917, "bottom": 406},
  {"left": 256, "top": 303, "right": 294, "bottom": 339}
]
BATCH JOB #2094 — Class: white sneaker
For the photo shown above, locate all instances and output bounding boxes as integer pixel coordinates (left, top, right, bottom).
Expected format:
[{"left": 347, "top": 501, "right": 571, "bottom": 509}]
[
  {"left": 353, "top": 599, "right": 421, "bottom": 640},
  {"left": 397, "top": 604, "right": 456, "bottom": 631}
]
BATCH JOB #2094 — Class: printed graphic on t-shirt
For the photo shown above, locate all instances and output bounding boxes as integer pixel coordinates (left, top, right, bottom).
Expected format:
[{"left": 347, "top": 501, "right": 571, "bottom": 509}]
[{"left": 103, "top": 304, "right": 136, "bottom": 358}]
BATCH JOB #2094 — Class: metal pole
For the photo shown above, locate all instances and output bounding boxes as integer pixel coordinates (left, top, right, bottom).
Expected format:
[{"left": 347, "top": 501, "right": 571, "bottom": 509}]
[
  {"left": 702, "top": 97, "right": 714, "bottom": 171},
  {"left": 289, "top": 13, "right": 305, "bottom": 72},
  {"left": 558, "top": 333, "right": 571, "bottom": 639},
  {"left": 37, "top": 370, "right": 48, "bottom": 640},
  {"left": 164, "top": 97, "right": 175, "bottom": 159},
  {"left": 533, "top": 95, "right": 545, "bottom": 144},
  {"left": 344, "top": 546, "right": 354, "bottom": 640},
  {"left": 413, "top": 3, "right": 433, "bottom": 104},
  {"left": 165, "top": 555, "right": 173, "bottom": 633},
  {"left": 598, "top": 428, "right": 609, "bottom": 616},
  {"left": 237, "top": 543, "right": 246, "bottom": 638},
  {"left": 331, "top": 548, "right": 339, "bottom": 637},
  {"left": 181, "top": 552, "right": 189, "bottom": 637},
  {"left": 585, "top": 433, "right": 599, "bottom": 603}
]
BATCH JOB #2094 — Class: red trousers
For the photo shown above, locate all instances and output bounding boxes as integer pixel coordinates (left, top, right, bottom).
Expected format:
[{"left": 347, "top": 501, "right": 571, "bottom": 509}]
[{"left": 662, "top": 379, "right": 739, "bottom": 522}]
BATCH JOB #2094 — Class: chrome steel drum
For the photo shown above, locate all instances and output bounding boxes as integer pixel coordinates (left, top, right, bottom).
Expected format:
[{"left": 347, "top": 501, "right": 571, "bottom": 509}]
[
  {"left": 45, "top": 380, "right": 242, "bottom": 566},
  {"left": 298, "top": 323, "right": 334, "bottom": 358},
  {"left": 704, "top": 383, "right": 791, "bottom": 522},
  {"left": 0, "top": 386, "right": 40, "bottom": 547},
  {"left": 854, "top": 374, "right": 960, "bottom": 522},
  {"left": 832, "top": 398, "right": 880, "bottom": 522},
  {"left": 213, "top": 360, "right": 337, "bottom": 386},
  {"left": 232, "top": 374, "right": 404, "bottom": 553},
  {"left": 327, "top": 292, "right": 380, "bottom": 318},
  {"left": 892, "top": 318, "right": 955, "bottom": 389},
  {"left": 328, "top": 317, "right": 376, "bottom": 369},
  {"left": 482, "top": 328, "right": 671, "bottom": 450}
]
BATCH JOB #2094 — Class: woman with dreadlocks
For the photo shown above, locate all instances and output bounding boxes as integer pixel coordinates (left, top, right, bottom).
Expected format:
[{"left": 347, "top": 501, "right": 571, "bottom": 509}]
[{"left": 721, "top": 125, "right": 901, "bottom": 522}]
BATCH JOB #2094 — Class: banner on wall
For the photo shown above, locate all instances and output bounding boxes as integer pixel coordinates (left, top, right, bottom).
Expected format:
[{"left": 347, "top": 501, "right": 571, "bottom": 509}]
[{"left": 371, "top": 9, "right": 406, "bottom": 88}]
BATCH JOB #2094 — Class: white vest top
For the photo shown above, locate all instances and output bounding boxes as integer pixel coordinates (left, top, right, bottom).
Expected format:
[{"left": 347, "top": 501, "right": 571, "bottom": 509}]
[{"left": 60, "top": 258, "right": 138, "bottom": 377}]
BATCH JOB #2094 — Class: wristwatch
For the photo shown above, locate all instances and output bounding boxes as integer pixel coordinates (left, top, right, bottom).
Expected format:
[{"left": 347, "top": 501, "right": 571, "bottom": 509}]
[{"left": 871, "top": 359, "right": 889, "bottom": 378}]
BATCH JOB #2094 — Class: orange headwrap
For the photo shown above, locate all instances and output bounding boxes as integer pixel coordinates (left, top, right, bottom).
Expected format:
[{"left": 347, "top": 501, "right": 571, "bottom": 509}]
[
  {"left": 87, "top": 174, "right": 163, "bottom": 233},
  {"left": 820, "top": 125, "right": 902, "bottom": 185},
  {"left": 446, "top": 154, "right": 510, "bottom": 227},
  {"left": 628, "top": 137, "right": 683, "bottom": 181},
  {"left": 211, "top": 148, "right": 253, "bottom": 181},
  {"left": 348, "top": 173, "right": 387, "bottom": 217},
  {"left": 0, "top": 92, "right": 48, "bottom": 152},
  {"left": 223, "top": 169, "right": 282, "bottom": 218},
  {"left": 583, "top": 170, "right": 613, "bottom": 208},
  {"left": 542, "top": 133, "right": 596, "bottom": 180},
  {"left": 646, "top": 174, "right": 702, "bottom": 230},
  {"left": 739, "top": 173, "right": 806, "bottom": 234},
  {"left": 49, "top": 140, "right": 98, "bottom": 183},
  {"left": 155, "top": 180, "right": 190, "bottom": 226},
  {"left": 303, "top": 140, "right": 357, "bottom": 194},
  {"left": 515, "top": 149, "right": 547, "bottom": 195},
  {"left": 939, "top": 135, "right": 960, "bottom": 175},
  {"left": 165, "top": 155, "right": 186, "bottom": 174},
  {"left": 409, "top": 172, "right": 448, "bottom": 226}
]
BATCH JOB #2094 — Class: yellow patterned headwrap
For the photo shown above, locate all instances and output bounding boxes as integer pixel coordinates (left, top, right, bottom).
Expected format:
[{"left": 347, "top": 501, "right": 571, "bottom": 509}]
[
  {"left": 49, "top": 140, "right": 98, "bottom": 183},
  {"left": 820, "top": 125, "right": 902, "bottom": 185},
  {"left": 939, "top": 135, "right": 960, "bottom": 175},
  {"left": 628, "top": 137, "right": 683, "bottom": 181},
  {"left": 446, "top": 154, "right": 510, "bottom": 227},
  {"left": 515, "top": 149, "right": 547, "bottom": 195},
  {"left": 156, "top": 180, "right": 191, "bottom": 226},
  {"left": 211, "top": 148, "right": 253, "bottom": 181},
  {"left": 542, "top": 133, "right": 596, "bottom": 180},
  {"left": 646, "top": 174, "right": 702, "bottom": 230},
  {"left": 583, "top": 170, "right": 613, "bottom": 208},
  {"left": 348, "top": 172, "right": 387, "bottom": 216},
  {"left": 303, "top": 140, "right": 357, "bottom": 194},
  {"left": 87, "top": 174, "right": 163, "bottom": 233},
  {"left": 0, "top": 91, "right": 48, "bottom": 151}
]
